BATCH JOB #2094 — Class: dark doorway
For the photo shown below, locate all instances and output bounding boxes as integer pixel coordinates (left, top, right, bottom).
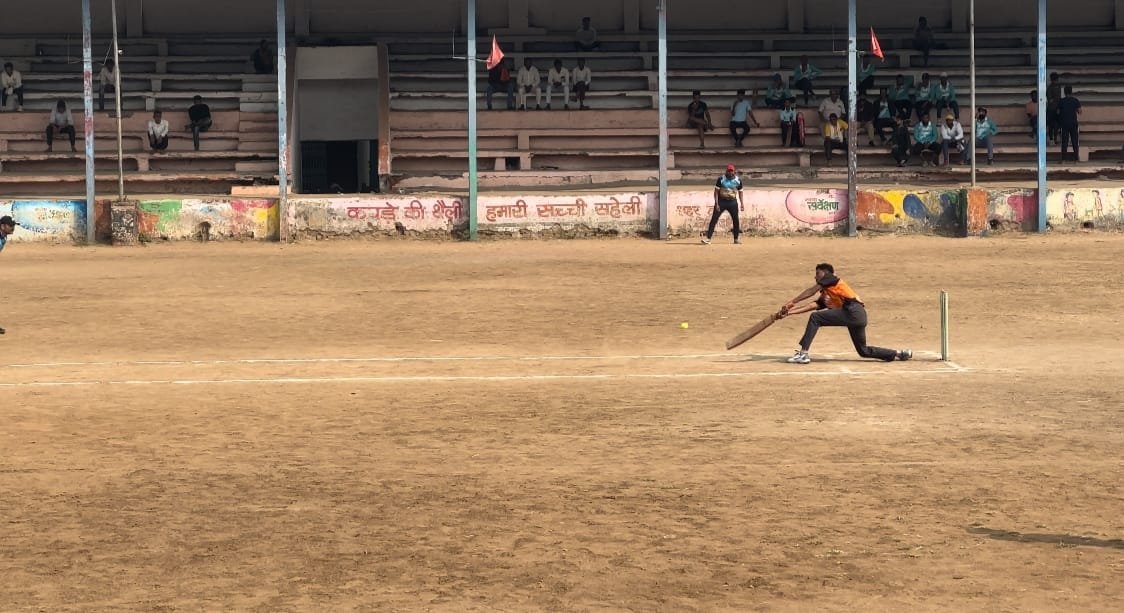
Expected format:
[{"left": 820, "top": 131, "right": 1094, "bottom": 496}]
[{"left": 300, "top": 140, "right": 360, "bottom": 193}]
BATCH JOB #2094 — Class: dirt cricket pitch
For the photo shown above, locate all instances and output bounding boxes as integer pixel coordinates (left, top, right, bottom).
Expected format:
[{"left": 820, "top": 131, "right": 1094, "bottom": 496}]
[{"left": 1, "top": 235, "right": 1121, "bottom": 611}]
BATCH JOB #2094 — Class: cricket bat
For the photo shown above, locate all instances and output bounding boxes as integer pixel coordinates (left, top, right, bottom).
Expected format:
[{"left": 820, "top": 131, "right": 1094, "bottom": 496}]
[{"left": 725, "top": 309, "right": 787, "bottom": 350}]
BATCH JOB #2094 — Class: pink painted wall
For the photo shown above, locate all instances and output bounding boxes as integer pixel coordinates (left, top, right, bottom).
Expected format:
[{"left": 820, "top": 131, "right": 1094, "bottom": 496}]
[
  {"left": 292, "top": 196, "right": 468, "bottom": 236},
  {"left": 667, "top": 189, "right": 847, "bottom": 236},
  {"left": 475, "top": 193, "right": 656, "bottom": 233}
]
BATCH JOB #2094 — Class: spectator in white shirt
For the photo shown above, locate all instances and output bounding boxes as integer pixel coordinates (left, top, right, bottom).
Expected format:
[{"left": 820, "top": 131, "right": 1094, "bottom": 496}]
[
  {"left": 516, "top": 58, "right": 541, "bottom": 111},
  {"left": 818, "top": 89, "right": 846, "bottom": 124},
  {"left": 147, "top": 110, "right": 170, "bottom": 152},
  {"left": 574, "top": 17, "right": 600, "bottom": 52},
  {"left": 98, "top": 59, "right": 116, "bottom": 112},
  {"left": 545, "top": 59, "right": 571, "bottom": 110},
  {"left": 2, "top": 62, "right": 24, "bottom": 112},
  {"left": 46, "top": 100, "right": 76, "bottom": 152},
  {"left": 571, "top": 58, "right": 592, "bottom": 110},
  {"left": 938, "top": 112, "right": 965, "bottom": 166}
]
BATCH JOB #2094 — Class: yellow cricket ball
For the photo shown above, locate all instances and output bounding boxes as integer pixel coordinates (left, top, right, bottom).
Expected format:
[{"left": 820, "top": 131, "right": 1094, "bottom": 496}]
[{"left": 680, "top": 322, "right": 689, "bottom": 329}]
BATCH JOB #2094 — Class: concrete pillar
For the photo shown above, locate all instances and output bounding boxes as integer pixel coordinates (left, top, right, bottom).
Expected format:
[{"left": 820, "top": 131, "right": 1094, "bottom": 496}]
[
  {"left": 622, "top": 0, "right": 640, "bottom": 33},
  {"left": 787, "top": 0, "right": 804, "bottom": 33},
  {"left": 295, "top": 0, "right": 310, "bottom": 37},
  {"left": 950, "top": 0, "right": 969, "bottom": 33},
  {"left": 125, "top": 0, "right": 143, "bottom": 37}
]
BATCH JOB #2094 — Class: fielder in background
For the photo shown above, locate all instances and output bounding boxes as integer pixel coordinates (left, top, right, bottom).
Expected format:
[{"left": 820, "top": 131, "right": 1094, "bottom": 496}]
[
  {"left": 701, "top": 164, "right": 744, "bottom": 245},
  {"left": 0, "top": 215, "right": 17, "bottom": 334},
  {"left": 780, "top": 263, "right": 912, "bottom": 364}
]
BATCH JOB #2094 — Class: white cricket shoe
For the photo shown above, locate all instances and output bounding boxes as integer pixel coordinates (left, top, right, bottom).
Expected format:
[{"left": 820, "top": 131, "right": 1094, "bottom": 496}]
[{"left": 787, "top": 350, "right": 811, "bottom": 364}]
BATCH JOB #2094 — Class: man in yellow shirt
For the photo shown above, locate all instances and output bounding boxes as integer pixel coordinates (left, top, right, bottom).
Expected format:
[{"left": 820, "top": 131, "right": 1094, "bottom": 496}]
[{"left": 822, "top": 113, "right": 848, "bottom": 166}]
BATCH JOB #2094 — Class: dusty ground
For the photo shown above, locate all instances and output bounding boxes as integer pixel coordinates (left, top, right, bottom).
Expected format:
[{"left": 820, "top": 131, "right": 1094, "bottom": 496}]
[{"left": 1, "top": 235, "right": 1122, "bottom": 611}]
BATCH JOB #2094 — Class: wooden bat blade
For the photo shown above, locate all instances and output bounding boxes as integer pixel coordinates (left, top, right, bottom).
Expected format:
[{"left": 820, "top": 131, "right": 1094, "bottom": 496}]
[{"left": 725, "top": 312, "right": 780, "bottom": 350}]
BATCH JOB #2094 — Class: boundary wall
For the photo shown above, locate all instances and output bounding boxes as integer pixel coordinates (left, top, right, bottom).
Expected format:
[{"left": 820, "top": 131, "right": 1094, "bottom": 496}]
[{"left": 2, "top": 186, "right": 1119, "bottom": 243}]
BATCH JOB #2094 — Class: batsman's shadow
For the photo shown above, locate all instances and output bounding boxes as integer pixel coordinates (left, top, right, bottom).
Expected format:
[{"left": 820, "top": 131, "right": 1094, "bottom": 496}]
[
  {"left": 968, "top": 526, "right": 1124, "bottom": 550},
  {"left": 728, "top": 353, "right": 884, "bottom": 364}
]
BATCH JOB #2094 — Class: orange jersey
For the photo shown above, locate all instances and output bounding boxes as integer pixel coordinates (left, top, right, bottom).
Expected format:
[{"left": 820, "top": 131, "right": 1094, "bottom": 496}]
[{"left": 819, "top": 278, "right": 863, "bottom": 309}]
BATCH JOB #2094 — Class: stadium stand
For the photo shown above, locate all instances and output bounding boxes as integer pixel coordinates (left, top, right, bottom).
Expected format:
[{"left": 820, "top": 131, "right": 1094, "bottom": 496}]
[
  {"left": 384, "top": 28, "right": 1124, "bottom": 189},
  {"left": 0, "top": 36, "right": 278, "bottom": 196}
]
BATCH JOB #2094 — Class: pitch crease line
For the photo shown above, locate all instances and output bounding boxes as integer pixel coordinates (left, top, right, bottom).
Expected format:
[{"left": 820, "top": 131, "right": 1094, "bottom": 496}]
[{"left": 0, "top": 368, "right": 970, "bottom": 388}]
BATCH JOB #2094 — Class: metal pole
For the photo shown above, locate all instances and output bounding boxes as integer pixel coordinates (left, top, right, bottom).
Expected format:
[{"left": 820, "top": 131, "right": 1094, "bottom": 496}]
[
  {"left": 657, "top": 0, "right": 669, "bottom": 240},
  {"left": 970, "top": 0, "right": 976, "bottom": 185},
  {"left": 277, "top": 0, "right": 289, "bottom": 240},
  {"left": 846, "top": 0, "right": 857, "bottom": 237},
  {"left": 82, "top": 0, "right": 96, "bottom": 243},
  {"left": 110, "top": 0, "right": 125, "bottom": 201},
  {"left": 467, "top": 0, "right": 479, "bottom": 240},
  {"left": 1037, "top": 0, "right": 1048, "bottom": 232},
  {"left": 940, "top": 290, "right": 950, "bottom": 361}
]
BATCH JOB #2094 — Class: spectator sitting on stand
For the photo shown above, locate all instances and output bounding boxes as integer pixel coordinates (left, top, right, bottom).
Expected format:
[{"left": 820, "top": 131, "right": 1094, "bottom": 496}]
[
  {"left": 147, "top": 110, "right": 170, "bottom": 152},
  {"left": 939, "top": 112, "right": 966, "bottom": 166},
  {"left": 792, "top": 55, "right": 822, "bottom": 106},
  {"left": 571, "top": 58, "right": 592, "bottom": 110},
  {"left": 516, "top": 58, "right": 542, "bottom": 110},
  {"left": 911, "top": 112, "right": 941, "bottom": 166},
  {"left": 822, "top": 112, "right": 848, "bottom": 166},
  {"left": 575, "top": 17, "right": 600, "bottom": 52},
  {"left": 686, "top": 90, "right": 714, "bottom": 148},
  {"left": 764, "top": 73, "right": 793, "bottom": 109},
  {"left": 889, "top": 74, "right": 914, "bottom": 120},
  {"left": 185, "top": 95, "right": 212, "bottom": 151},
  {"left": 779, "top": 97, "right": 799, "bottom": 147},
  {"left": 891, "top": 116, "right": 913, "bottom": 167},
  {"left": 935, "top": 72, "right": 959, "bottom": 119},
  {"left": 1, "top": 62, "right": 24, "bottom": 112},
  {"left": 46, "top": 99, "right": 76, "bottom": 152},
  {"left": 729, "top": 89, "right": 760, "bottom": 148}
]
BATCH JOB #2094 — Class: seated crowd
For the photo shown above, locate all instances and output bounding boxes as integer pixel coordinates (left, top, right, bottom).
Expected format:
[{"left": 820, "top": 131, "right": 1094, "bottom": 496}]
[
  {"left": 2, "top": 40, "right": 273, "bottom": 154},
  {"left": 683, "top": 68, "right": 1085, "bottom": 165}
]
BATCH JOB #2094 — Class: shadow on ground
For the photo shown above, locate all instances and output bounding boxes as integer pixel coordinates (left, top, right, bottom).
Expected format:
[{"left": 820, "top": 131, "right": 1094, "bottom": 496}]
[{"left": 968, "top": 526, "right": 1124, "bottom": 549}]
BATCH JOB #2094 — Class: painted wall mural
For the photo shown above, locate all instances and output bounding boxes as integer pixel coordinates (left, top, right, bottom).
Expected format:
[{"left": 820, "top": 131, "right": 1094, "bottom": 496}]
[
  {"left": 855, "top": 190, "right": 969, "bottom": 234},
  {"left": 476, "top": 194, "right": 656, "bottom": 233},
  {"left": 291, "top": 196, "right": 469, "bottom": 236},
  {"left": 0, "top": 200, "right": 87, "bottom": 241},
  {"left": 985, "top": 189, "right": 1039, "bottom": 231},
  {"left": 6, "top": 186, "right": 1124, "bottom": 244},
  {"left": 137, "top": 198, "right": 279, "bottom": 241},
  {"left": 1045, "top": 188, "right": 1124, "bottom": 225},
  {"left": 667, "top": 189, "right": 847, "bottom": 235}
]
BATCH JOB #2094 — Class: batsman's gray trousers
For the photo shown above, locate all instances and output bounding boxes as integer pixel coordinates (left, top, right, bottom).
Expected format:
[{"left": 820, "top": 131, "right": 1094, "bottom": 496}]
[{"left": 798, "top": 302, "right": 898, "bottom": 361}]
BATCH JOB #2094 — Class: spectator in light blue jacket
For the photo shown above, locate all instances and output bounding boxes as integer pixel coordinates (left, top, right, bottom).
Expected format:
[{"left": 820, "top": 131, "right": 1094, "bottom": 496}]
[
  {"left": 911, "top": 112, "right": 941, "bottom": 166},
  {"left": 792, "top": 56, "right": 822, "bottom": 105},
  {"left": 968, "top": 106, "right": 1000, "bottom": 165},
  {"left": 935, "top": 72, "right": 959, "bottom": 120}
]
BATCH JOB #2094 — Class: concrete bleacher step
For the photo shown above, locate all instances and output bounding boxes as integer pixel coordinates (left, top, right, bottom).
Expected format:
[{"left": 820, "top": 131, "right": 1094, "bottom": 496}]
[{"left": 234, "top": 161, "right": 279, "bottom": 173}]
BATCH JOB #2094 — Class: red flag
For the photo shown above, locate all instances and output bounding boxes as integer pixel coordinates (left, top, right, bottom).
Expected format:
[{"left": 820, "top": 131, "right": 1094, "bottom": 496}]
[
  {"left": 486, "top": 35, "right": 504, "bottom": 70},
  {"left": 869, "top": 27, "right": 885, "bottom": 61}
]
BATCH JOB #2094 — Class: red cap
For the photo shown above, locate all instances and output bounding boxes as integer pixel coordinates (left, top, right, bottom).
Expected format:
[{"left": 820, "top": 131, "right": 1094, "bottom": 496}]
[{"left": 726, "top": 164, "right": 736, "bottom": 172}]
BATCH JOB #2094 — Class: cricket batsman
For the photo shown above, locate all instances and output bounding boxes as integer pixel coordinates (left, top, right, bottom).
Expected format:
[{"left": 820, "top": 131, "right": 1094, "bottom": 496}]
[{"left": 780, "top": 262, "right": 912, "bottom": 364}]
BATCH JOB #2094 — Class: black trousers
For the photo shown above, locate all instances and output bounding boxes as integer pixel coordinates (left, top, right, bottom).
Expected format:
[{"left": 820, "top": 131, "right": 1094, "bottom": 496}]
[
  {"left": 705, "top": 199, "right": 740, "bottom": 240},
  {"left": 1060, "top": 124, "right": 1080, "bottom": 161},
  {"left": 798, "top": 302, "right": 898, "bottom": 361},
  {"left": 46, "top": 124, "right": 75, "bottom": 148},
  {"left": 729, "top": 121, "right": 750, "bottom": 144},
  {"left": 2, "top": 86, "right": 24, "bottom": 107}
]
